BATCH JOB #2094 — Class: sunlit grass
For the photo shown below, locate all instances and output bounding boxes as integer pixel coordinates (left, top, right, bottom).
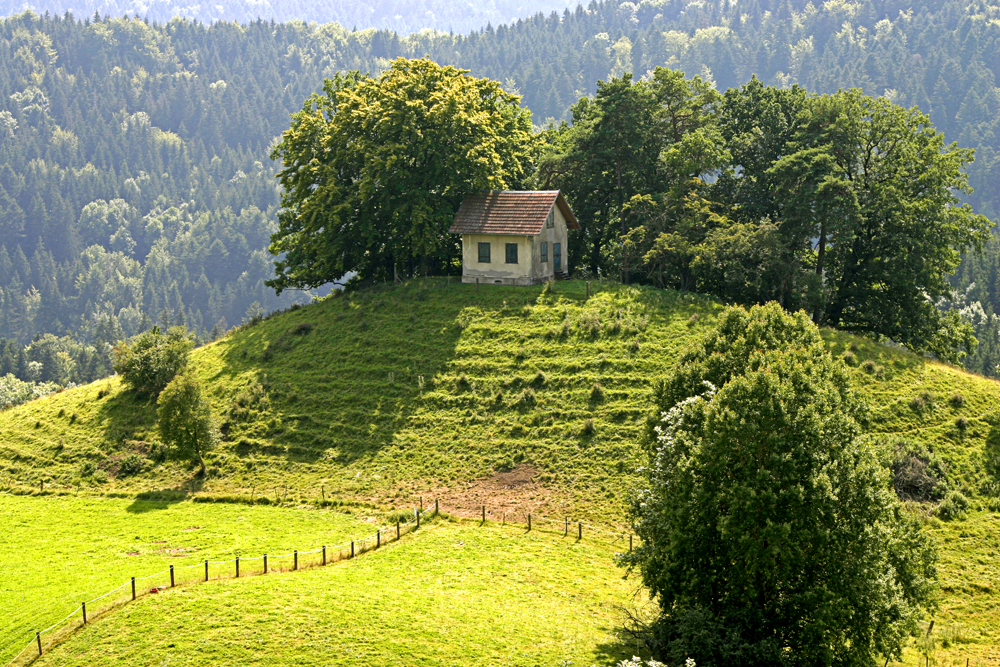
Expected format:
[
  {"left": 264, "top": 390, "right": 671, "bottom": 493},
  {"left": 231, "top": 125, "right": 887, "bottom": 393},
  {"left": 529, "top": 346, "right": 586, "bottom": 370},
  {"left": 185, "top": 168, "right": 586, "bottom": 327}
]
[
  {"left": 29, "top": 519, "right": 640, "bottom": 667},
  {"left": 0, "top": 495, "right": 371, "bottom": 663}
]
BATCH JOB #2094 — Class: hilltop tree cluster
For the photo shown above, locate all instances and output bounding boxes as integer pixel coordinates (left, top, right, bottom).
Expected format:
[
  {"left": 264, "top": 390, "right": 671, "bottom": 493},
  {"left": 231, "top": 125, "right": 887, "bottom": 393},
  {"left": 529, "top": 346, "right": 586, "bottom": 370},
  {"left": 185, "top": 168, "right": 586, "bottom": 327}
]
[
  {"left": 540, "top": 71, "right": 991, "bottom": 361},
  {"left": 273, "top": 58, "right": 990, "bottom": 362}
]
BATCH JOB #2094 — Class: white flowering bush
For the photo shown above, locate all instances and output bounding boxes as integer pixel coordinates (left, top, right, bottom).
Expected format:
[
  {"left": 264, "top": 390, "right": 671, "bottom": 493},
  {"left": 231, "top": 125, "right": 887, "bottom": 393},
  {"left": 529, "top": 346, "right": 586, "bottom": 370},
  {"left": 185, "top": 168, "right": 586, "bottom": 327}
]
[{"left": 0, "top": 374, "right": 59, "bottom": 410}]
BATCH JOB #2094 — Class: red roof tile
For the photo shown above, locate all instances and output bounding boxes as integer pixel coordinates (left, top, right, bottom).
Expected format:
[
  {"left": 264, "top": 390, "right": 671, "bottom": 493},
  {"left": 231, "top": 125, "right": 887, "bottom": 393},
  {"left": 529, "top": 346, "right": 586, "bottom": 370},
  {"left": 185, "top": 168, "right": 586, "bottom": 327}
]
[{"left": 449, "top": 191, "right": 579, "bottom": 235}]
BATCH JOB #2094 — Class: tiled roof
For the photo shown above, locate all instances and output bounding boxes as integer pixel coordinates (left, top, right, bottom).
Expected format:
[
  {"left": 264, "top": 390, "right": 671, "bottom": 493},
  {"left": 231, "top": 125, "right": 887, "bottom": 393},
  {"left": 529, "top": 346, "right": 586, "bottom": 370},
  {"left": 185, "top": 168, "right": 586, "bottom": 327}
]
[{"left": 449, "top": 190, "right": 579, "bottom": 235}]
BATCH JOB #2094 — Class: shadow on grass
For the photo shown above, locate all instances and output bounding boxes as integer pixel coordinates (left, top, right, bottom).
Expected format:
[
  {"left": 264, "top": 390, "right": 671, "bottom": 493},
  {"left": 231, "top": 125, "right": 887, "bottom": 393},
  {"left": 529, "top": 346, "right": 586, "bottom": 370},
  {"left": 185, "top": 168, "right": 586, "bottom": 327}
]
[
  {"left": 126, "top": 475, "right": 205, "bottom": 513},
  {"left": 593, "top": 630, "right": 637, "bottom": 665},
  {"left": 95, "top": 388, "right": 158, "bottom": 450},
  {"left": 213, "top": 277, "right": 525, "bottom": 467}
]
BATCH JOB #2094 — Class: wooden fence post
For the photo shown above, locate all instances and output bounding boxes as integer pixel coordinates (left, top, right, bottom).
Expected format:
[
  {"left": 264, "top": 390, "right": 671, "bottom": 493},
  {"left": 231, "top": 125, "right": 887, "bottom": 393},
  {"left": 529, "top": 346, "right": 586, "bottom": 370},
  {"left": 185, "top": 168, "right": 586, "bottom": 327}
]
[
  {"left": 528, "top": 514, "right": 532, "bottom": 531},
  {"left": 131, "top": 577, "right": 136, "bottom": 601},
  {"left": 321, "top": 486, "right": 325, "bottom": 501},
  {"left": 629, "top": 534, "right": 633, "bottom": 551},
  {"left": 236, "top": 556, "right": 240, "bottom": 578},
  {"left": 351, "top": 541, "right": 355, "bottom": 558},
  {"left": 170, "top": 565, "right": 175, "bottom": 587},
  {"left": 322, "top": 546, "right": 326, "bottom": 565},
  {"left": 81, "top": 602, "right": 87, "bottom": 624},
  {"left": 482, "top": 505, "right": 486, "bottom": 523},
  {"left": 397, "top": 520, "right": 400, "bottom": 539},
  {"left": 420, "top": 496, "right": 423, "bottom": 511},
  {"left": 416, "top": 508, "right": 420, "bottom": 529},
  {"left": 435, "top": 498, "right": 439, "bottom": 516},
  {"left": 564, "top": 518, "right": 568, "bottom": 536},
  {"left": 578, "top": 522, "right": 582, "bottom": 540},
  {"left": 204, "top": 560, "right": 209, "bottom": 581},
  {"left": 264, "top": 554, "right": 268, "bottom": 573},
  {"left": 36, "top": 631, "right": 41, "bottom": 656},
  {"left": 377, "top": 530, "right": 381, "bottom": 548},
  {"left": 294, "top": 551, "right": 298, "bottom": 570}
]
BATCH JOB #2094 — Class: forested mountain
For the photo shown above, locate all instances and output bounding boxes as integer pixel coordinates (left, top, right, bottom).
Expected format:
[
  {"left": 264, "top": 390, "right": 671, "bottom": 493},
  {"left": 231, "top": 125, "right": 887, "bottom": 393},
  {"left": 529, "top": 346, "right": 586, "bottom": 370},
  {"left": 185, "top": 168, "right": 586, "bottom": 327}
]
[
  {"left": 0, "top": 0, "right": 999, "bottom": 388},
  {"left": 0, "top": 0, "right": 574, "bottom": 35}
]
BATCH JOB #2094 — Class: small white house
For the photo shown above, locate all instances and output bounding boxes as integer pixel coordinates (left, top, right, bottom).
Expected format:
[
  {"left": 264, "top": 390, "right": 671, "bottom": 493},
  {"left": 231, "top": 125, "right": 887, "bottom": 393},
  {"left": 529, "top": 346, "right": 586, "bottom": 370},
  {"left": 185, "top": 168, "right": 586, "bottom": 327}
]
[{"left": 449, "top": 190, "right": 579, "bottom": 286}]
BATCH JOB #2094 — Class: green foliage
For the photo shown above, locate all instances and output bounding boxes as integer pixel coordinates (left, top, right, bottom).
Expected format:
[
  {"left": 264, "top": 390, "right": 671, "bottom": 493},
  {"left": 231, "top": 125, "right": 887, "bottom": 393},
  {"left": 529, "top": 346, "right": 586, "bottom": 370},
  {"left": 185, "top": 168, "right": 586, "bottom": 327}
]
[
  {"left": 936, "top": 490, "right": 970, "bottom": 521},
  {"left": 759, "top": 88, "right": 991, "bottom": 360},
  {"left": 889, "top": 437, "right": 950, "bottom": 501},
  {"left": 626, "top": 303, "right": 937, "bottom": 665},
  {"left": 269, "top": 58, "right": 535, "bottom": 288},
  {"left": 112, "top": 326, "right": 193, "bottom": 398},
  {"left": 157, "top": 369, "right": 216, "bottom": 472}
]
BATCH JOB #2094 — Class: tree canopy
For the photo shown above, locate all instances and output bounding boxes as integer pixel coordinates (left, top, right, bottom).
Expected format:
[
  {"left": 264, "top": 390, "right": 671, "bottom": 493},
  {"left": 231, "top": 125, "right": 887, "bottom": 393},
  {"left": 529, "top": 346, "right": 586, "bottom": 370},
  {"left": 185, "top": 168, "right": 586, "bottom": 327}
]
[
  {"left": 542, "top": 72, "right": 992, "bottom": 361},
  {"left": 157, "top": 368, "right": 216, "bottom": 473},
  {"left": 111, "top": 325, "right": 192, "bottom": 398},
  {"left": 268, "top": 58, "right": 535, "bottom": 289},
  {"left": 624, "top": 303, "right": 937, "bottom": 665}
]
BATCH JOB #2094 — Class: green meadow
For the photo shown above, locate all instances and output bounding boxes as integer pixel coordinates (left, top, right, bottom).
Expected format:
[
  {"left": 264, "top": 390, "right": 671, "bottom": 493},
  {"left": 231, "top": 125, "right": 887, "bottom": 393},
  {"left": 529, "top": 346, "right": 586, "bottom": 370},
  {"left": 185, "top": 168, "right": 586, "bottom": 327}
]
[
  {"left": 27, "top": 519, "right": 638, "bottom": 667},
  {"left": 0, "top": 495, "right": 371, "bottom": 663}
]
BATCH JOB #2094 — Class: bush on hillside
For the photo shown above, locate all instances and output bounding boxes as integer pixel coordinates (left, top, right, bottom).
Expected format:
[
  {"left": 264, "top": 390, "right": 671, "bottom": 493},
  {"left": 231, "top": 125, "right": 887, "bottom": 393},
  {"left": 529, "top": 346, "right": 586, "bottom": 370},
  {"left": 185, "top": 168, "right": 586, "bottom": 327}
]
[
  {"left": 890, "top": 438, "right": 950, "bottom": 501},
  {"left": 625, "top": 303, "right": 936, "bottom": 666},
  {"left": 112, "top": 327, "right": 193, "bottom": 399},
  {"left": 157, "top": 370, "right": 217, "bottom": 474},
  {"left": 936, "top": 490, "right": 970, "bottom": 521}
]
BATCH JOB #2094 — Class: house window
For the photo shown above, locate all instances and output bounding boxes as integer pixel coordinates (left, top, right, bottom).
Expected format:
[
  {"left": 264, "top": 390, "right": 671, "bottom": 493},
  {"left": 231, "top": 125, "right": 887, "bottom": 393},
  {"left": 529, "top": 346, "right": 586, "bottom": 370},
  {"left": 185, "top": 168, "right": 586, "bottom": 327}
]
[
  {"left": 478, "top": 242, "right": 491, "bottom": 263},
  {"left": 505, "top": 243, "right": 518, "bottom": 264},
  {"left": 541, "top": 242, "right": 548, "bottom": 262},
  {"left": 546, "top": 208, "right": 555, "bottom": 228}
]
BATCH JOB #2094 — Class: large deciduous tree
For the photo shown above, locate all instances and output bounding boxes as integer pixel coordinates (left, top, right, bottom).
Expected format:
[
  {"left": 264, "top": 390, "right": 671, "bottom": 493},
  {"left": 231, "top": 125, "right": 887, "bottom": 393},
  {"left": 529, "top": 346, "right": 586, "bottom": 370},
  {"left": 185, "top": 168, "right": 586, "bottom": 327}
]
[
  {"left": 624, "top": 303, "right": 937, "bottom": 666},
  {"left": 267, "top": 58, "right": 536, "bottom": 290},
  {"left": 722, "top": 83, "right": 992, "bottom": 361}
]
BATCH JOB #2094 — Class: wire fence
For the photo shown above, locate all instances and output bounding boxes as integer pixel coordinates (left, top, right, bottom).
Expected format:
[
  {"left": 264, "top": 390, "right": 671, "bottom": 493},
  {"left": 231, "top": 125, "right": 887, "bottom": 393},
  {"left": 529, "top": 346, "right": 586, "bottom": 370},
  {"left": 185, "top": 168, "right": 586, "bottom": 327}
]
[{"left": 2, "top": 500, "right": 634, "bottom": 666}]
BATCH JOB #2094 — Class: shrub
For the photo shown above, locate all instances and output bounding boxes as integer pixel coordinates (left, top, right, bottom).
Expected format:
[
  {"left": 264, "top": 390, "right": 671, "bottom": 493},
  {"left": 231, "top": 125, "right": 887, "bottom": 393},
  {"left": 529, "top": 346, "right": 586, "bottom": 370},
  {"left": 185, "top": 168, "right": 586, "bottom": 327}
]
[
  {"left": 117, "top": 453, "right": 144, "bottom": 477},
  {"left": 631, "top": 303, "right": 936, "bottom": 665},
  {"left": 532, "top": 371, "right": 547, "bottom": 386},
  {"left": 842, "top": 351, "right": 857, "bottom": 366},
  {"left": 949, "top": 393, "right": 965, "bottom": 409},
  {"left": 112, "top": 326, "right": 193, "bottom": 399},
  {"left": 955, "top": 417, "right": 968, "bottom": 432},
  {"left": 590, "top": 383, "right": 605, "bottom": 403},
  {"left": 861, "top": 359, "right": 877, "bottom": 374},
  {"left": 909, "top": 391, "right": 936, "bottom": 412},
  {"left": 890, "top": 438, "right": 949, "bottom": 501},
  {"left": 581, "top": 418, "right": 596, "bottom": 436},
  {"left": 936, "top": 490, "right": 969, "bottom": 521}
]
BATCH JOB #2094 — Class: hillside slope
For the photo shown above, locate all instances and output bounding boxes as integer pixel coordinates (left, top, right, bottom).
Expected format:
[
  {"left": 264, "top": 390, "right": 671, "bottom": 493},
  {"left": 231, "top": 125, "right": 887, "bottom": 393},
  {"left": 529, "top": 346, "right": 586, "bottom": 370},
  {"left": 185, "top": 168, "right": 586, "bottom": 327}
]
[
  {"left": 0, "top": 280, "right": 722, "bottom": 520},
  {"left": 2, "top": 279, "right": 997, "bottom": 515}
]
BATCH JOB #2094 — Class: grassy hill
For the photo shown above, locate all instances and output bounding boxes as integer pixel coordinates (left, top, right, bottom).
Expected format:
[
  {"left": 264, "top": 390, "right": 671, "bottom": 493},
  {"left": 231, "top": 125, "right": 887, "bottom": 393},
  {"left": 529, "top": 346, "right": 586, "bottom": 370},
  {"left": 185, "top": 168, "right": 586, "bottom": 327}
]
[
  {"left": 3, "top": 278, "right": 1000, "bottom": 661},
  {"left": 0, "top": 279, "right": 724, "bottom": 521}
]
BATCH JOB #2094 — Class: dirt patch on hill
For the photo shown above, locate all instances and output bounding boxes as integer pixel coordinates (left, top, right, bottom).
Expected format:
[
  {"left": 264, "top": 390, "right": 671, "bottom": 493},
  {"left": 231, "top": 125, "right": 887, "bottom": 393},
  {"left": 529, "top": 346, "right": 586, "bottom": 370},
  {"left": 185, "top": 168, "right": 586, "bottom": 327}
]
[{"left": 426, "top": 464, "right": 564, "bottom": 521}]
